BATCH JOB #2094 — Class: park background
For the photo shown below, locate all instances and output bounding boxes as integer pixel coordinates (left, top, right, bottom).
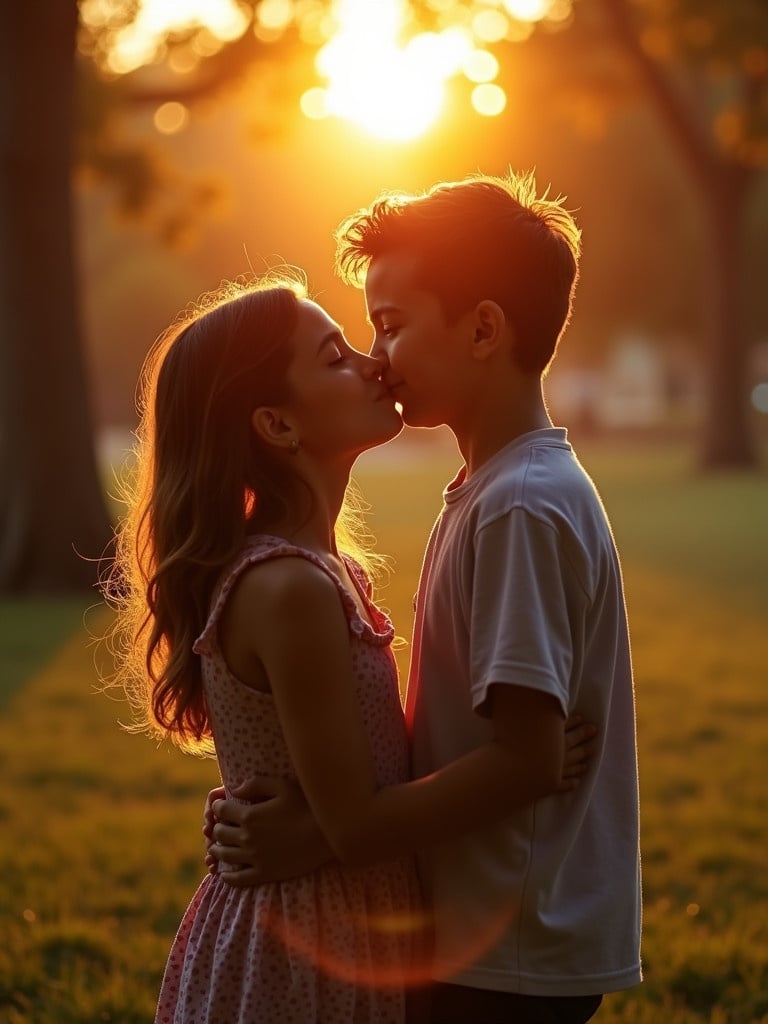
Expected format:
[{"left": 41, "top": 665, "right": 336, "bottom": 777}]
[{"left": 1, "top": 1, "right": 767, "bottom": 1021}]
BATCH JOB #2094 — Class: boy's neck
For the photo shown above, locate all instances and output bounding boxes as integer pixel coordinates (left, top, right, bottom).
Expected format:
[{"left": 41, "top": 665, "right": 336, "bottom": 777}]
[{"left": 453, "top": 376, "right": 553, "bottom": 477}]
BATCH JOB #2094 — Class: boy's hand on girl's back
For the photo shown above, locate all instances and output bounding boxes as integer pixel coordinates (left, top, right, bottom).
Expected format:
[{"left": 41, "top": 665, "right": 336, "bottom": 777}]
[
  {"left": 203, "top": 776, "right": 332, "bottom": 886},
  {"left": 559, "top": 715, "right": 598, "bottom": 792}
]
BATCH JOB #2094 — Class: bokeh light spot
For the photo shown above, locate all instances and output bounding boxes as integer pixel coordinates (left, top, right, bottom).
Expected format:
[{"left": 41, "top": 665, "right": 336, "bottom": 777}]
[
  {"left": 463, "top": 49, "right": 500, "bottom": 84},
  {"left": 751, "top": 382, "right": 768, "bottom": 414},
  {"left": 256, "top": 0, "right": 293, "bottom": 32},
  {"left": 300, "top": 87, "right": 330, "bottom": 120},
  {"left": 471, "top": 82, "right": 507, "bottom": 117},
  {"left": 154, "top": 101, "right": 190, "bottom": 134},
  {"left": 168, "top": 46, "right": 200, "bottom": 74},
  {"left": 472, "top": 9, "right": 509, "bottom": 43},
  {"left": 503, "top": 0, "right": 551, "bottom": 21}
]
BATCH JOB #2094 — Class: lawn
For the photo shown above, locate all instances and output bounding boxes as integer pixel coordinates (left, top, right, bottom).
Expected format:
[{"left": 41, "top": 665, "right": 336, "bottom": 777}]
[{"left": 0, "top": 436, "right": 766, "bottom": 1023}]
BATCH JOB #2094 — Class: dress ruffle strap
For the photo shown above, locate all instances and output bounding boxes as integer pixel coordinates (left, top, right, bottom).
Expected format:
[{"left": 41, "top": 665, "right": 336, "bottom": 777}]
[{"left": 193, "top": 535, "right": 394, "bottom": 656}]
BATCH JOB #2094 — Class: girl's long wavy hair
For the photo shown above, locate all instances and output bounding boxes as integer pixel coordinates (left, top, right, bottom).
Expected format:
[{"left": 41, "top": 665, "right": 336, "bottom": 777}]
[{"left": 105, "top": 277, "right": 383, "bottom": 756}]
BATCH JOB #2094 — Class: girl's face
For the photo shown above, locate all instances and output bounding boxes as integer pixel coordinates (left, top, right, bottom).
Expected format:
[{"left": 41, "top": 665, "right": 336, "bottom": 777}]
[{"left": 280, "top": 299, "right": 403, "bottom": 459}]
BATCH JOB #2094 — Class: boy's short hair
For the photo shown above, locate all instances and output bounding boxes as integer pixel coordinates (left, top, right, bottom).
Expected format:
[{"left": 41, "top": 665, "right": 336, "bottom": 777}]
[{"left": 335, "top": 171, "right": 581, "bottom": 374}]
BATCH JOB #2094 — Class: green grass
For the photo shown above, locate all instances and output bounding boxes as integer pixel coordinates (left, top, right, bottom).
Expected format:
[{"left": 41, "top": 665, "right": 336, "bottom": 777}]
[
  {"left": 0, "top": 599, "right": 93, "bottom": 709},
  {"left": 1, "top": 438, "right": 766, "bottom": 1023}
]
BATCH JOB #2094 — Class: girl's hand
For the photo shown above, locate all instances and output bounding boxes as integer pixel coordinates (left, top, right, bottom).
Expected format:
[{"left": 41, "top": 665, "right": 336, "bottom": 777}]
[{"left": 559, "top": 715, "right": 597, "bottom": 792}]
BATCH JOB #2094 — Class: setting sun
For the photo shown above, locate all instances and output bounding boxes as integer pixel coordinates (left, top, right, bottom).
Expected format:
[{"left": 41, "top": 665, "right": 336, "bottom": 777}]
[
  {"left": 306, "top": 0, "right": 503, "bottom": 141},
  {"left": 308, "top": 1, "right": 476, "bottom": 141},
  {"left": 301, "top": 0, "right": 567, "bottom": 141}
]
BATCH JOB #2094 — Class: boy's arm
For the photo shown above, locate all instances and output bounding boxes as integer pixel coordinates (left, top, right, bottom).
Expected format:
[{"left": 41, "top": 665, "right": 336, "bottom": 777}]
[
  {"left": 327, "top": 682, "right": 564, "bottom": 864},
  {"left": 208, "top": 710, "right": 595, "bottom": 885}
]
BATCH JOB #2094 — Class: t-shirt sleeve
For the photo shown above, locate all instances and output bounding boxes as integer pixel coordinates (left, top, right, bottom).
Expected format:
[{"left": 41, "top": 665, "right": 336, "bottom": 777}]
[{"left": 469, "top": 508, "right": 573, "bottom": 717}]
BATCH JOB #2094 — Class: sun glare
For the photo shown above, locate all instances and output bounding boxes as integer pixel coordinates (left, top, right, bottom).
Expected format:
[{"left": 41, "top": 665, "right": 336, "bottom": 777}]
[
  {"left": 303, "top": 0, "right": 567, "bottom": 141},
  {"left": 83, "top": 0, "right": 570, "bottom": 141},
  {"left": 306, "top": 0, "right": 477, "bottom": 141}
]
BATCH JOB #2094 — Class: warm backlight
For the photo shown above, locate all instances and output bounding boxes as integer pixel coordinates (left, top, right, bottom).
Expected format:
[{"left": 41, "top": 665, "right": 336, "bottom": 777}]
[
  {"left": 82, "top": 0, "right": 571, "bottom": 140},
  {"left": 303, "top": 0, "right": 565, "bottom": 140},
  {"left": 307, "top": 1, "right": 476, "bottom": 141}
]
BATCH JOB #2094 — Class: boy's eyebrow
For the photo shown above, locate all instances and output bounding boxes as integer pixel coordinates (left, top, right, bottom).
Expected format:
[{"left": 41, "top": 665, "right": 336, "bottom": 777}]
[{"left": 367, "top": 305, "right": 401, "bottom": 326}]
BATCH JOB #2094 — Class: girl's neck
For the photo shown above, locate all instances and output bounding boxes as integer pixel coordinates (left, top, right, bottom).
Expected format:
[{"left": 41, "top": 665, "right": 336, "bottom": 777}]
[{"left": 262, "top": 456, "right": 353, "bottom": 556}]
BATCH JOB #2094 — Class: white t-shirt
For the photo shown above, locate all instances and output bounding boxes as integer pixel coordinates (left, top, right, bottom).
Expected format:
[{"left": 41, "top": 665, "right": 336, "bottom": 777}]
[{"left": 406, "top": 428, "right": 642, "bottom": 997}]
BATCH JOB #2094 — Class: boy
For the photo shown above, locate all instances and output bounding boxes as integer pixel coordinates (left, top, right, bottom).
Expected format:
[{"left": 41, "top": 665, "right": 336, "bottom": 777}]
[{"left": 206, "top": 172, "right": 641, "bottom": 1023}]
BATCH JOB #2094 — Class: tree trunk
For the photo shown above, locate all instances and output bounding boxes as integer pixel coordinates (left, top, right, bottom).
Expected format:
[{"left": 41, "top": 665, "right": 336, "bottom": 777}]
[
  {"left": 698, "top": 178, "right": 758, "bottom": 468},
  {"left": 597, "top": 0, "right": 759, "bottom": 469},
  {"left": 0, "top": 1, "right": 112, "bottom": 592}
]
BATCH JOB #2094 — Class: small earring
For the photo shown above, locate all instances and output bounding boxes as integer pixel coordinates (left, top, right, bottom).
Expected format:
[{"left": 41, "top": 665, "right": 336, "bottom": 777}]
[{"left": 289, "top": 439, "right": 301, "bottom": 455}]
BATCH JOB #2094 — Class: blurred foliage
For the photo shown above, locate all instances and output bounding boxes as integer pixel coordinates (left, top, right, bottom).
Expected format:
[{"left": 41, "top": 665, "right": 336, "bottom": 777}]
[
  {"left": 70, "top": 0, "right": 768, "bottom": 465},
  {"left": 75, "top": 59, "right": 221, "bottom": 247},
  {"left": 75, "top": 1, "right": 313, "bottom": 245},
  {"left": 564, "top": 0, "right": 768, "bottom": 167},
  {"left": 71, "top": 0, "right": 768, "bottom": 274}
]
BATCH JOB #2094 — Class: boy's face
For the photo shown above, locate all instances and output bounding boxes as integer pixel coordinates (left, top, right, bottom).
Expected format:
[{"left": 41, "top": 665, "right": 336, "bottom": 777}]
[{"left": 364, "top": 250, "right": 474, "bottom": 429}]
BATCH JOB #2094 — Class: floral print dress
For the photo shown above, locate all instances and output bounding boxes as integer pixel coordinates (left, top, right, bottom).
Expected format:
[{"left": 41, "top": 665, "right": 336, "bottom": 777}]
[{"left": 155, "top": 537, "right": 423, "bottom": 1024}]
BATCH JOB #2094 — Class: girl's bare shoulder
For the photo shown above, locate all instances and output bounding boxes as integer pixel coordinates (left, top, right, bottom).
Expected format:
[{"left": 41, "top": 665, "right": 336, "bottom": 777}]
[{"left": 228, "top": 554, "right": 338, "bottom": 625}]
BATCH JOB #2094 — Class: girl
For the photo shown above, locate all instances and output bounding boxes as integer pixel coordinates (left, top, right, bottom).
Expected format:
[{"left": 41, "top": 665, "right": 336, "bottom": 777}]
[
  {"left": 108, "top": 277, "right": 591, "bottom": 1023},
  {"left": 109, "top": 277, "right": 422, "bottom": 1024}
]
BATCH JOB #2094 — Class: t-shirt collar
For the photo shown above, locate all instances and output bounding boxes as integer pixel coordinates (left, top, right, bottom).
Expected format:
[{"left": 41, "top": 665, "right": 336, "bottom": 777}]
[{"left": 444, "top": 427, "right": 570, "bottom": 504}]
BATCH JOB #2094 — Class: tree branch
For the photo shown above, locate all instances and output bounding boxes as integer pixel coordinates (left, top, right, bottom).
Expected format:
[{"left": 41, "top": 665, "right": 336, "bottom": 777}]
[
  {"left": 111, "top": 28, "right": 296, "bottom": 109},
  {"left": 594, "top": 0, "right": 747, "bottom": 200}
]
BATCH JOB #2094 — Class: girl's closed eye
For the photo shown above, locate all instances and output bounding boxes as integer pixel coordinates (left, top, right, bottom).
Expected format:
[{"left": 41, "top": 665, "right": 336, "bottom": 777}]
[{"left": 326, "top": 341, "right": 350, "bottom": 366}]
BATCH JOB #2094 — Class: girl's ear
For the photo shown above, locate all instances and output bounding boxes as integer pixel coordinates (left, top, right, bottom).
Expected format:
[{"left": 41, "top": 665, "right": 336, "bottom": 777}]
[
  {"left": 250, "top": 407, "right": 298, "bottom": 452},
  {"left": 470, "top": 300, "right": 507, "bottom": 360}
]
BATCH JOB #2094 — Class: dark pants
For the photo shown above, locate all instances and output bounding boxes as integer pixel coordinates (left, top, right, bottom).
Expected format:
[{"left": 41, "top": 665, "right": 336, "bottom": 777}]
[{"left": 423, "top": 982, "right": 603, "bottom": 1024}]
